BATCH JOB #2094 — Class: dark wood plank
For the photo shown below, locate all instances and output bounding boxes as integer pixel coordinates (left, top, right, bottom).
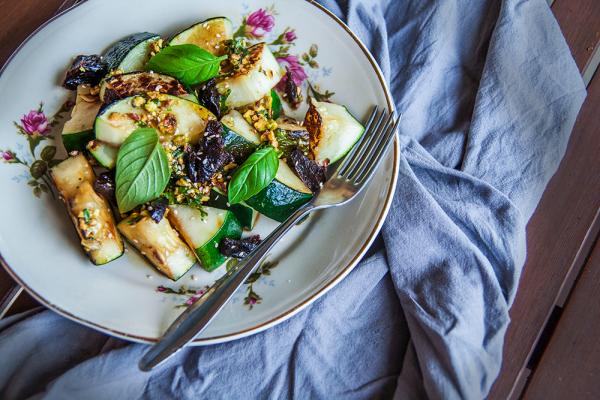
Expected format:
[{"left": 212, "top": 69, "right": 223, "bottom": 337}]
[
  {"left": 488, "top": 0, "right": 600, "bottom": 395},
  {"left": 522, "top": 238, "right": 600, "bottom": 400},
  {"left": 552, "top": 0, "right": 600, "bottom": 72},
  {"left": 0, "top": 0, "right": 65, "bottom": 65},
  {"left": 0, "top": 0, "right": 64, "bottom": 315}
]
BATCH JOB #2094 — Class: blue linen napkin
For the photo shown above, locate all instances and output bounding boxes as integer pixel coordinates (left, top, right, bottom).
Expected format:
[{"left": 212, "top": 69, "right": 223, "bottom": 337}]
[{"left": 0, "top": 0, "right": 585, "bottom": 398}]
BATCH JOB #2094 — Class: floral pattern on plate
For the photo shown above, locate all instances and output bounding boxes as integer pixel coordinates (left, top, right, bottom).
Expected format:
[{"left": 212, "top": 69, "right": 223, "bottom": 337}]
[{"left": 2, "top": 101, "right": 72, "bottom": 198}]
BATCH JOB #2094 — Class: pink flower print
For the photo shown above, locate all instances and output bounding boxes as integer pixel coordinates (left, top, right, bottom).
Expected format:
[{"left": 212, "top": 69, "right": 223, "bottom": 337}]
[
  {"left": 20, "top": 110, "right": 50, "bottom": 136},
  {"left": 283, "top": 29, "right": 297, "bottom": 43},
  {"left": 276, "top": 55, "right": 308, "bottom": 87},
  {"left": 246, "top": 9, "right": 275, "bottom": 38},
  {"left": 1, "top": 150, "right": 17, "bottom": 163}
]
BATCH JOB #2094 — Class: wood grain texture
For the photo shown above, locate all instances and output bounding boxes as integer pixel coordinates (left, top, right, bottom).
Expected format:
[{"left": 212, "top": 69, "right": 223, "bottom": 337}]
[
  {"left": 0, "top": 0, "right": 64, "bottom": 65},
  {"left": 522, "top": 238, "right": 600, "bottom": 400},
  {"left": 488, "top": 0, "right": 600, "bottom": 395},
  {"left": 552, "top": 0, "right": 600, "bottom": 72}
]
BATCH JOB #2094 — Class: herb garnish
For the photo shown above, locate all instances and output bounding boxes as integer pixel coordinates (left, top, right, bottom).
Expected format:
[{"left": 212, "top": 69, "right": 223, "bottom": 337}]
[
  {"left": 227, "top": 146, "right": 279, "bottom": 204},
  {"left": 146, "top": 44, "right": 226, "bottom": 85},
  {"left": 115, "top": 128, "right": 171, "bottom": 213}
]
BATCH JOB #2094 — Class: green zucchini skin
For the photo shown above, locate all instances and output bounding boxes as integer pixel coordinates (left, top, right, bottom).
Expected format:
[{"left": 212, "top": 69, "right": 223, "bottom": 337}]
[
  {"left": 62, "top": 130, "right": 95, "bottom": 153},
  {"left": 222, "top": 125, "right": 258, "bottom": 164},
  {"left": 245, "top": 180, "right": 313, "bottom": 222},
  {"left": 195, "top": 212, "right": 242, "bottom": 272},
  {"left": 205, "top": 189, "right": 257, "bottom": 230},
  {"left": 104, "top": 32, "right": 159, "bottom": 72}
]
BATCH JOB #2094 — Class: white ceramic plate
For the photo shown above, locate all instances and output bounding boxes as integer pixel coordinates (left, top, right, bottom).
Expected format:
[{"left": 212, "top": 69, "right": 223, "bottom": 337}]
[{"left": 0, "top": 0, "right": 397, "bottom": 344}]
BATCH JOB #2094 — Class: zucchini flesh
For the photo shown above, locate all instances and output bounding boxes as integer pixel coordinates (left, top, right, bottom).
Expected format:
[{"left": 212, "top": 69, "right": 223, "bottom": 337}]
[
  {"left": 94, "top": 95, "right": 213, "bottom": 146},
  {"left": 217, "top": 43, "right": 284, "bottom": 108},
  {"left": 304, "top": 99, "right": 365, "bottom": 164},
  {"left": 245, "top": 160, "right": 312, "bottom": 222},
  {"left": 99, "top": 72, "right": 189, "bottom": 104},
  {"left": 221, "top": 109, "right": 260, "bottom": 163},
  {"left": 87, "top": 140, "right": 118, "bottom": 169},
  {"left": 62, "top": 85, "right": 102, "bottom": 152},
  {"left": 170, "top": 17, "right": 233, "bottom": 55},
  {"left": 118, "top": 214, "right": 196, "bottom": 280},
  {"left": 168, "top": 205, "right": 242, "bottom": 272},
  {"left": 104, "top": 32, "right": 160, "bottom": 72},
  {"left": 50, "top": 154, "right": 124, "bottom": 265}
]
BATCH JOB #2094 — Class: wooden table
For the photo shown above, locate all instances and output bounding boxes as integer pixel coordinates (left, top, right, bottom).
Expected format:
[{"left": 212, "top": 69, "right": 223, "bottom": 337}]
[{"left": 1, "top": 1, "right": 599, "bottom": 398}]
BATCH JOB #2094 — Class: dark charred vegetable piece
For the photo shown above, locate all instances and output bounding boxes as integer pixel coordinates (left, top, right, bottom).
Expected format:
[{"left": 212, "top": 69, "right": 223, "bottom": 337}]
[
  {"left": 185, "top": 120, "right": 233, "bottom": 183},
  {"left": 196, "top": 78, "right": 222, "bottom": 119},
  {"left": 288, "top": 148, "right": 326, "bottom": 193},
  {"left": 274, "top": 123, "right": 310, "bottom": 157},
  {"left": 93, "top": 171, "right": 116, "bottom": 203},
  {"left": 63, "top": 55, "right": 108, "bottom": 90},
  {"left": 100, "top": 72, "right": 188, "bottom": 104},
  {"left": 218, "top": 235, "right": 261, "bottom": 259},
  {"left": 282, "top": 68, "right": 301, "bottom": 108},
  {"left": 148, "top": 197, "right": 168, "bottom": 223}
]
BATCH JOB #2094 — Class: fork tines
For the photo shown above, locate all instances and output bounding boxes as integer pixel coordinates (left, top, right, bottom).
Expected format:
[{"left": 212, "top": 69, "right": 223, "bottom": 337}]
[{"left": 337, "top": 107, "right": 400, "bottom": 185}]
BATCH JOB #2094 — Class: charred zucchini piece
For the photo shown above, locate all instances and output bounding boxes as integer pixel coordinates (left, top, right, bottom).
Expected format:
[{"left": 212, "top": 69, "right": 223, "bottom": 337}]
[
  {"left": 220, "top": 110, "right": 260, "bottom": 163},
  {"left": 51, "top": 154, "right": 124, "bottom": 265},
  {"left": 217, "top": 43, "right": 284, "bottom": 108},
  {"left": 87, "top": 140, "right": 118, "bottom": 169},
  {"left": 62, "top": 85, "right": 102, "bottom": 152},
  {"left": 99, "top": 72, "right": 189, "bottom": 104},
  {"left": 94, "top": 94, "right": 214, "bottom": 146},
  {"left": 167, "top": 205, "right": 242, "bottom": 272},
  {"left": 104, "top": 33, "right": 160, "bottom": 72},
  {"left": 118, "top": 214, "right": 196, "bottom": 281},
  {"left": 304, "top": 99, "right": 365, "bottom": 164},
  {"left": 274, "top": 120, "right": 310, "bottom": 157},
  {"left": 245, "top": 160, "right": 313, "bottom": 222},
  {"left": 169, "top": 17, "right": 233, "bottom": 55}
]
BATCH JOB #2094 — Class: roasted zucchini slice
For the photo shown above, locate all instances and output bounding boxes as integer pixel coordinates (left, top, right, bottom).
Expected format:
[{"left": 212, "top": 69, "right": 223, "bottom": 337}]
[
  {"left": 94, "top": 94, "right": 214, "bottom": 146},
  {"left": 304, "top": 99, "right": 365, "bottom": 164},
  {"left": 87, "top": 140, "right": 118, "bottom": 169},
  {"left": 118, "top": 214, "right": 196, "bottom": 280},
  {"left": 167, "top": 205, "right": 242, "bottom": 272},
  {"left": 245, "top": 159, "right": 313, "bottom": 222},
  {"left": 50, "top": 154, "right": 124, "bottom": 265},
  {"left": 274, "top": 120, "right": 310, "bottom": 157},
  {"left": 99, "top": 72, "right": 189, "bottom": 104},
  {"left": 220, "top": 109, "right": 260, "bottom": 163},
  {"left": 104, "top": 32, "right": 160, "bottom": 72},
  {"left": 217, "top": 43, "right": 284, "bottom": 108},
  {"left": 62, "top": 85, "right": 102, "bottom": 152},
  {"left": 170, "top": 17, "right": 233, "bottom": 55}
]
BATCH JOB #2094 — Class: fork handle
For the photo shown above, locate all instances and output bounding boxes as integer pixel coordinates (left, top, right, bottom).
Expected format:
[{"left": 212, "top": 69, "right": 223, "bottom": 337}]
[{"left": 139, "top": 201, "right": 315, "bottom": 371}]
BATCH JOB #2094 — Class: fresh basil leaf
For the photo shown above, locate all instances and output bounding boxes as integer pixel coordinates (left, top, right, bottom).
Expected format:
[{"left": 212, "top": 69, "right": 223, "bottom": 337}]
[
  {"left": 116, "top": 128, "right": 171, "bottom": 213},
  {"left": 228, "top": 146, "right": 279, "bottom": 204},
  {"left": 270, "top": 89, "right": 281, "bottom": 120},
  {"left": 146, "top": 44, "right": 227, "bottom": 85}
]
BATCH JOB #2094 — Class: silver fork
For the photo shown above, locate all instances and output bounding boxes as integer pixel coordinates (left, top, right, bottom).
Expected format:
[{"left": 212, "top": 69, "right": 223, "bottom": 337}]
[{"left": 139, "top": 106, "right": 400, "bottom": 371}]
